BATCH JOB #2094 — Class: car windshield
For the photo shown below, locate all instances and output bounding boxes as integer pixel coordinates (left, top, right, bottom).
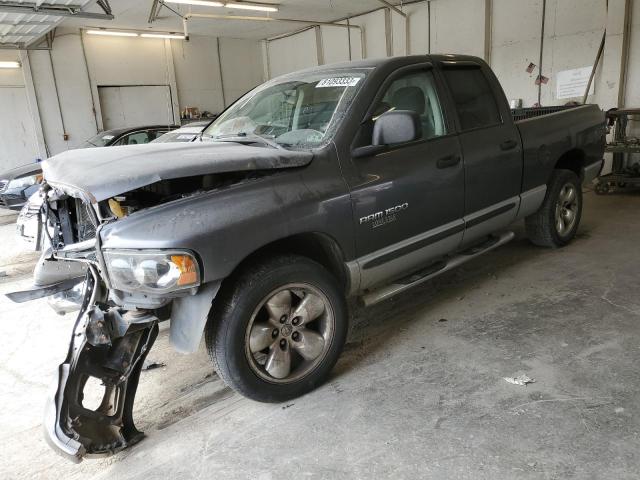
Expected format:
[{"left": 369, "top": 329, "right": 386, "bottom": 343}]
[
  {"left": 81, "top": 132, "right": 117, "bottom": 148},
  {"left": 202, "top": 69, "right": 369, "bottom": 149}
]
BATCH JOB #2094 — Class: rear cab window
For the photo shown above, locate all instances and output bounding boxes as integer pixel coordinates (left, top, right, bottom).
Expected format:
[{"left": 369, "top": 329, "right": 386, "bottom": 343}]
[{"left": 442, "top": 67, "right": 502, "bottom": 131}]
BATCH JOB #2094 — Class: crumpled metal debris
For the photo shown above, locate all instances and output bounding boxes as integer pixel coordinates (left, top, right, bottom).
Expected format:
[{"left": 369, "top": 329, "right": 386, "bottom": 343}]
[
  {"left": 142, "top": 360, "right": 166, "bottom": 371},
  {"left": 504, "top": 374, "right": 535, "bottom": 386}
]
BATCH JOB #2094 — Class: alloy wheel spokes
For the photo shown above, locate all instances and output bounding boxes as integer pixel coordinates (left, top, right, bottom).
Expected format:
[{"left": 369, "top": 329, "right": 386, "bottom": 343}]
[
  {"left": 249, "top": 322, "right": 276, "bottom": 353},
  {"left": 555, "top": 182, "right": 579, "bottom": 236},
  {"left": 265, "top": 342, "right": 292, "bottom": 379},
  {"left": 565, "top": 186, "right": 576, "bottom": 204},
  {"left": 291, "top": 293, "right": 325, "bottom": 325},
  {"left": 265, "top": 290, "right": 292, "bottom": 325},
  {"left": 291, "top": 328, "right": 325, "bottom": 361},
  {"left": 246, "top": 283, "right": 335, "bottom": 383},
  {"left": 562, "top": 208, "right": 574, "bottom": 223}
]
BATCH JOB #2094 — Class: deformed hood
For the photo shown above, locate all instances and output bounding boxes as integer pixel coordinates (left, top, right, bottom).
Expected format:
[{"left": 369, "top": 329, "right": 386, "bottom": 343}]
[{"left": 42, "top": 142, "right": 312, "bottom": 202}]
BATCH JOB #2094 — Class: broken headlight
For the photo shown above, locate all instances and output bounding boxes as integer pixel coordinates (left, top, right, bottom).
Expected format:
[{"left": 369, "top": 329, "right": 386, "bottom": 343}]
[{"left": 104, "top": 250, "right": 200, "bottom": 294}]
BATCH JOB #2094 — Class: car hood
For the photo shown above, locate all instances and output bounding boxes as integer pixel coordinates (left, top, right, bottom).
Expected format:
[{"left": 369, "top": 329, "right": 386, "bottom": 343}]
[
  {"left": 42, "top": 142, "right": 313, "bottom": 202},
  {"left": 0, "top": 162, "right": 42, "bottom": 182}
]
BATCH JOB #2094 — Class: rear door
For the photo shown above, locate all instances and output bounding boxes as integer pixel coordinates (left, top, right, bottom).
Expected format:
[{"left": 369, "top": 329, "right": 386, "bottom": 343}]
[
  {"left": 439, "top": 62, "right": 522, "bottom": 245},
  {"left": 346, "top": 65, "right": 465, "bottom": 290}
]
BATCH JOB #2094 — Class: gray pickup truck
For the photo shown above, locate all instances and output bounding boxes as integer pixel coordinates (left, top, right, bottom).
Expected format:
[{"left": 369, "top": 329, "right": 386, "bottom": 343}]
[{"left": 9, "top": 55, "right": 605, "bottom": 461}]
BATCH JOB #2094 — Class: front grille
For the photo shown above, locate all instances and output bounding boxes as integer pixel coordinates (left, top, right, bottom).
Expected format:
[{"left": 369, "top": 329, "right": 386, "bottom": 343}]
[
  {"left": 75, "top": 200, "right": 97, "bottom": 242},
  {"left": 51, "top": 197, "right": 98, "bottom": 248}
]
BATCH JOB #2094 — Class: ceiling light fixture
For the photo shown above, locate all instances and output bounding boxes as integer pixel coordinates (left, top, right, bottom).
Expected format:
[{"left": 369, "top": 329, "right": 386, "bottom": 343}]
[
  {"left": 141, "top": 33, "right": 187, "bottom": 39},
  {"left": 0, "top": 61, "right": 20, "bottom": 69},
  {"left": 225, "top": 2, "right": 278, "bottom": 12},
  {"left": 86, "top": 30, "right": 139, "bottom": 37},
  {"left": 164, "top": 0, "right": 224, "bottom": 6}
]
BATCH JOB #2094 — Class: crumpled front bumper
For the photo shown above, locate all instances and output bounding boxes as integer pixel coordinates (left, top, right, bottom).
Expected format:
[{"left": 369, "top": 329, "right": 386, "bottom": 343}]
[{"left": 45, "top": 267, "right": 159, "bottom": 462}]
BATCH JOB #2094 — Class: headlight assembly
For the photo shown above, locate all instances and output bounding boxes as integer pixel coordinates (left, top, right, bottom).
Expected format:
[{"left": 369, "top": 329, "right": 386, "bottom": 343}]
[
  {"left": 8, "top": 173, "right": 42, "bottom": 189},
  {"left": 104, "top": 250, "right": 200, "bottom": 294}
]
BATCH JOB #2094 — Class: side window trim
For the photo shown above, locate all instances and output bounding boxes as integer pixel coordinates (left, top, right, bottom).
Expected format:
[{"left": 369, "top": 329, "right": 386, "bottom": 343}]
[{"left": 439, "top": 62, "right": 504, "bottom": 133}]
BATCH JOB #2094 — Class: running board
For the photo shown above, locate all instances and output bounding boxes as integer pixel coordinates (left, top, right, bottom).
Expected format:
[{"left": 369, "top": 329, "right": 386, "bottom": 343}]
[{"left": 360, "top": 231, "right": 515, "bottom": 307}]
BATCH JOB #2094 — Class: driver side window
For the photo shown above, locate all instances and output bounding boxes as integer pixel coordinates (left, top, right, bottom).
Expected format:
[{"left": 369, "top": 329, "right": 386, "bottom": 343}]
[{"left": 376, "top": 70, "right": 446, "bottom": 140}]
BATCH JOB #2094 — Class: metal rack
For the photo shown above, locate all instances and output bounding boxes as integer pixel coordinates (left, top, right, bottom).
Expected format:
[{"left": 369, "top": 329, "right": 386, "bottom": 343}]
[{"left": 596, "top": 108, "right": 640, "bottom": 194}]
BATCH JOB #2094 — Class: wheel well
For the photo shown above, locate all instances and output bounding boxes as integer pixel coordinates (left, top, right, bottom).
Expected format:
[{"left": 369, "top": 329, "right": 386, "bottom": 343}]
[
  {"left": 555, "top": 149, "right": 586, "bottom": 179},
  {"left": 225, "top": 233, "right": 349, "bottom": 292}
]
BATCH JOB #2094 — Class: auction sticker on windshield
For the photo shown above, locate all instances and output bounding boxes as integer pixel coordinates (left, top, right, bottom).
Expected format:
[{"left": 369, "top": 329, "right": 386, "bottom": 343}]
[{"left": 316, "top": 77, "right": 361, "bottom": 88}]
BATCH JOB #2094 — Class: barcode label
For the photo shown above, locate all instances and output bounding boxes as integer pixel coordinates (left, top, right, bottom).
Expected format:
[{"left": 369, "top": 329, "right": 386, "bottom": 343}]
[{"left": 316, "top": 77, "right": 361, "bottom": 88}]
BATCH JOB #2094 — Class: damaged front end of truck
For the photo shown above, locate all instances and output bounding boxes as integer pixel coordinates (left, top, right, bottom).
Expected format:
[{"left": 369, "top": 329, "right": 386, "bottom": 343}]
[
  {"left": 6, "top": 142, "right": 312, "bottom": 462},
  {"left": 9, "top": 180, "right": 221, "bottom": 462}
]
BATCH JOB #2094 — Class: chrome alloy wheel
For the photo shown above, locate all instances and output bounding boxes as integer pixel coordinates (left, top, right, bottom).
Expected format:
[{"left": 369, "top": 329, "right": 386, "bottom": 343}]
[
  {"left": 555, "top": 183, "right": 579, "bottom": 236},
  {"left": 244, "top": 284, "right": 335, "bottom": 383}
]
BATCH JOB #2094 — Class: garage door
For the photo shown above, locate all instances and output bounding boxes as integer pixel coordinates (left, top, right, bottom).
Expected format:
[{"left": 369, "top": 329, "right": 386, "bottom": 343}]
[
  {"left": 98, "top": 85, "right": 175, "bottom": 130},
  {"left": 0, "top": 86, "right": 39, "bottom": 171}
]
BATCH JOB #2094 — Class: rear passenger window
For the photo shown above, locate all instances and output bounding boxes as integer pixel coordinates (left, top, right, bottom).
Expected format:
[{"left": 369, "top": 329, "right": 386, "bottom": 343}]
[
  {"left": 375, "top": 70, "right": 446, "bottom": 140},
  {"left": 443, "top": 68, "right": 501, "bottom": 131}
]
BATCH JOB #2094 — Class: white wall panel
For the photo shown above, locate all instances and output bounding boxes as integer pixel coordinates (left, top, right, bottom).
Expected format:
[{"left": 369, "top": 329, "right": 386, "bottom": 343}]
[
  {"left": 391, "top": 10, "right": 407, "bottom": 56},
  {"left": 0, "top": 87, "right": 39, "bottom": 170},
  {"left": 268, "top": 28, "right": 318, "bottom": 77},
  {"left": 84, "top": 34, "right": 169, "bottom": 86},
  {"left": 540, "top": 0, "right": 607, "bottom": 105},
  {"left": 28, "top": 50, "right": 67, "bottom": 156},
  {"left": 98, "top": 85, "right": 174, "bottom": 130},
  {"left": 321, "top": 25, "right": 351, "bottom": 65},
  {"left": 430, "top": 0, "right": 484, "bottom": 57},
  {"left": 350, "top": 10, "right": 388, "bottom": 59},
  {"left": 491, "top": 0, "right": 544, "bottom": 107},
  {"left": 405, "top": 2, "right": 430, "bottom": 55},
  {"left": 172, "top": 35, "right": 225, "bottom": 115},
  {"left": 49, "top": 29, "right": 99, "bottom": 149},
  {"left": 219, "top": 38, "right": 264, "bottom": 104}
]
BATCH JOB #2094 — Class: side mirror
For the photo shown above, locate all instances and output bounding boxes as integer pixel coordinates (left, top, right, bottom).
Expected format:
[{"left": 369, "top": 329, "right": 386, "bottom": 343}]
[{"left": 373, "top": 110, "right": 422, "bottom": 146}]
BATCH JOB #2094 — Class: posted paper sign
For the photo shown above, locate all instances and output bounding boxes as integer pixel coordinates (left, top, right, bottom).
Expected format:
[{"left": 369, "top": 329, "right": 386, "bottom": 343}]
[{"left": 556, "top": 66, "right": 594, "bottom": 99}]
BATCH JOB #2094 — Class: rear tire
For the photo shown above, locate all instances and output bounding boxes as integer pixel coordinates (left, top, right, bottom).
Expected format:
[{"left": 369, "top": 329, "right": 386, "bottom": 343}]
[
  {"left": 205, "top": 255, "right": 348, "bottom": 403},
  {"left": 526, "top": 169, "right": 582, "bottom": 248}
]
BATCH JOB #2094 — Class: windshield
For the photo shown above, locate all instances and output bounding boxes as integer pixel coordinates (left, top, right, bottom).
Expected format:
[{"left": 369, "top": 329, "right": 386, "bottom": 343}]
[
  {"left": 81, "top": 132, "right": 116, "bottom": 148},
  {"left": 202, "top": 69, "right": 369, "bottom": 149}
]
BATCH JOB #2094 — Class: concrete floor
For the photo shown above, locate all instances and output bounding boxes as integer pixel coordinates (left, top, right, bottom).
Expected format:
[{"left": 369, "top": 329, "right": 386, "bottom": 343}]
[{"left": 1, "top": 190, "right": 640, "bottom": 479}]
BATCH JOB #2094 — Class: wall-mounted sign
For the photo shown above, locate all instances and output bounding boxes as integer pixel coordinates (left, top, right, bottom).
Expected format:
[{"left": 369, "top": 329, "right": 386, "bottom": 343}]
[{"left": 556, "top": 66, "right": 594, "bottom": 99}]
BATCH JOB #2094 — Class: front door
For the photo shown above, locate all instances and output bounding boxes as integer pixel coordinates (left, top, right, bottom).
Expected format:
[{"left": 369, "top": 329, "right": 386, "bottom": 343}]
[{"left": 345, "top": 66, "right": 465, "bottom": 290}]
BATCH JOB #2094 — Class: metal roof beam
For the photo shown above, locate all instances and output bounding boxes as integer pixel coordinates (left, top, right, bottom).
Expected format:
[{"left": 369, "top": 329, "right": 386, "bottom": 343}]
[
  {"left": 0, "top": 32, "right": 39, "bottom": 37},
  {"left": 0, "top": 1, "right": 114, "bottom": 20},
  {"left": 0, "top": 20, "right": 57, "bottom": 26}
]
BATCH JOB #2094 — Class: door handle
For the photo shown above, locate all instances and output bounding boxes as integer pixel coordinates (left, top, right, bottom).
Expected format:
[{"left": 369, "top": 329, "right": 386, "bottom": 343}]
[
  {"left": 500, "top": 139, "right": 518, "bottom": 151},
  {"left": 436, "top": 155, "right": 461, "bottom": 169}
]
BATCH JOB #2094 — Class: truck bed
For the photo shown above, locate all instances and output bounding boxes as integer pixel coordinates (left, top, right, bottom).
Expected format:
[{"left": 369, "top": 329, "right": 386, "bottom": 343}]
[{"left": 514, "top": 104, "right": 606, "bottom": 191}]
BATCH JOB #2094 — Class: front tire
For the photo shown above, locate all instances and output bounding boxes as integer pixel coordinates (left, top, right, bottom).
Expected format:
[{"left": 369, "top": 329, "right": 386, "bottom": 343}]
[
  {"left": 205, "top": 255, "right": 348, "bottom": 403},
  {"left": 526, "top": 169, "right": 582, "bottom": 248}
]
